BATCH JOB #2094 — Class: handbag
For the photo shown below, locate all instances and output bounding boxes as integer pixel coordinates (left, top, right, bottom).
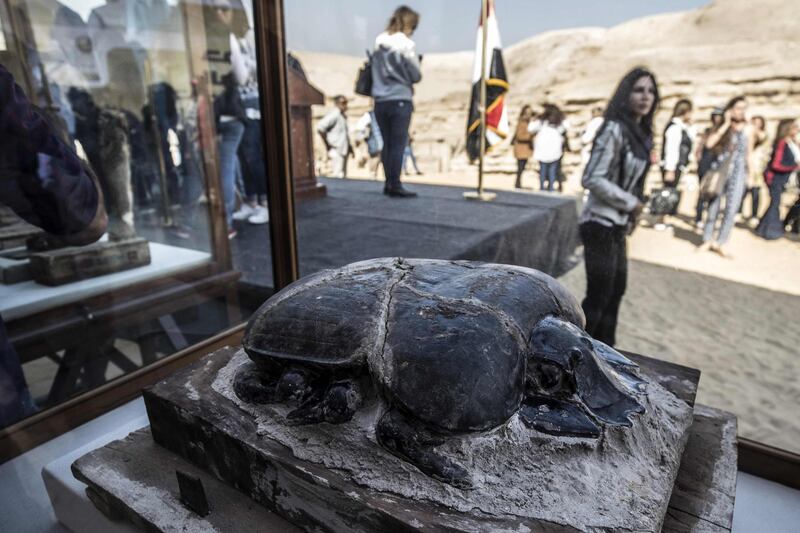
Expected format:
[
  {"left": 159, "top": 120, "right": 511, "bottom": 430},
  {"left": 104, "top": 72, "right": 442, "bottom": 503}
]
[
  {"left": 699, "top": 153, "right": 732, "bottom": 200},
  {"left": 213, "top": 72, "right": 246, "bottom": 124},
  {"left": 354, "top": 51, "right": 373, "bottom": 97},
  {"left": 647, "top": 187, "right": 681, "bottom": 215}
]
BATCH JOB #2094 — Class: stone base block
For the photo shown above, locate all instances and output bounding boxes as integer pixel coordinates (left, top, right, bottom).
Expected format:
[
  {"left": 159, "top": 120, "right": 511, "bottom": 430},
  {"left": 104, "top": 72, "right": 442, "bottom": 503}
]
[
  {"left": 71, "top": 407, "right": 739, "bottom": 533},
  {"left": 29, "top": 238, "right": 151, "bottom": 286},
  {"left": 133, "top": 346, "right": 697, "bottom": 532},
  {"left": 72, "top": 427, "right": 299, "bottom": 533},
  {"left": 0, "top": 255, "right": 31, "bottom": 284},
  {"left": 0, "top": 222, "right": 42, "bottom": 251},
  {"left": 663, "top": 405, "right": 738, "bottom": 532}
]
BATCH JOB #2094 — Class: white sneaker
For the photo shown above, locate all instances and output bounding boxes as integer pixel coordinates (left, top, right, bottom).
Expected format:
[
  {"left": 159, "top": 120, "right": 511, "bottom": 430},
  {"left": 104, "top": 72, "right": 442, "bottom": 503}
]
[
  {"left": 233, "top": 203, "right": 257, "bottom": 221},
  {"left": 247, "top": 206, "right": 269, "bottom": 225}
]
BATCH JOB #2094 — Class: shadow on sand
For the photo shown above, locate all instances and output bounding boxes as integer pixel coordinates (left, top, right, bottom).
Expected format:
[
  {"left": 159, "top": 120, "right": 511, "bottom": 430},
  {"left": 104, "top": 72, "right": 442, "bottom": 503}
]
[{"left": 671, "top": 225, "right": 704, "bottom": 247}]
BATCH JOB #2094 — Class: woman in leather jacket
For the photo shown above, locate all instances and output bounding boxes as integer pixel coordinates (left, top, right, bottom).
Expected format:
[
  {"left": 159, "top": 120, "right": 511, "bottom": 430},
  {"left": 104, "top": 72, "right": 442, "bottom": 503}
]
[{"left": 579, "top": 67, "right": 659, "bottom": 347}]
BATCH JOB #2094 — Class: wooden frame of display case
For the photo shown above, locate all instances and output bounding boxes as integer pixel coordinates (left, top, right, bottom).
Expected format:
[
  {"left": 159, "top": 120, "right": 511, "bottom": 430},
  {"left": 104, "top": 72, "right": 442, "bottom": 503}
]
[
  {"left": 6, "top": 263, "right": 242, "bottom": 403},
  {"left": 0, "top": 320, "right": 246, "bottom": 461},
  {"left": 253, "top": 0, "right": 300, "bottom": 287}
]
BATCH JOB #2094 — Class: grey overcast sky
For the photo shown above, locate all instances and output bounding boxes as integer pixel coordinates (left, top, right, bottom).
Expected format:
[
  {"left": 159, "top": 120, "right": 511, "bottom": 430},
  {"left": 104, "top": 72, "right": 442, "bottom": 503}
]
[{"left": 285, "top": 0, "right": 710, "bottom": 56}]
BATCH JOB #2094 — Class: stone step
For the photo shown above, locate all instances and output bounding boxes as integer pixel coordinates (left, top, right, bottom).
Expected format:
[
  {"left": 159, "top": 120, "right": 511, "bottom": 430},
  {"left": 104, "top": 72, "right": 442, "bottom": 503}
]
[
  {"left": 71, "top": 399, "right": 736, "bottom": 532},
  {"left": 662, "top": 405, "right": 738, "bottom": 533},
  {"left": 70, "top": 345, "right": 723, "bottom": 532}
]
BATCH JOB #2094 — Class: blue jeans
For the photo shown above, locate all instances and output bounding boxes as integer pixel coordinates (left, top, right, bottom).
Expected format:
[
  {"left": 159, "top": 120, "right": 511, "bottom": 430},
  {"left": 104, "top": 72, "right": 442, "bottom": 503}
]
[
  {"left": 703, "top": 168, "right": 746, "bottom": 245},
  {"left": 217, "top": 120, "right": 245, "bottom": 226},
  {"left": 539, "top": 160, "right": 560, "bottom": 191},
  {"left": 238, "top": 118, "right": 268, "bottom": 203},
  {"left": 373, "top": 100, "right": 413, "bottom": 190},
  {"left": 755, "top": 173, "right": 790, "bottom": 240},
  {"left": 403, "top": 144, "right": 420, "bottom": 174}
]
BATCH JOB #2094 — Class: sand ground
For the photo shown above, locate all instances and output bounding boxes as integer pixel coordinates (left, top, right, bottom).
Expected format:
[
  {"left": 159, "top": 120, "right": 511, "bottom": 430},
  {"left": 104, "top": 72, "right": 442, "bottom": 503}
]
[
  {"left": 348, "top": 165, "right": 800, "bottom": 295},
  {"left": 559, "top": 260, "right": 800, "bottom": 455},
  {"left": 345, "top": 165, "right": 800, "bottom": 453}
]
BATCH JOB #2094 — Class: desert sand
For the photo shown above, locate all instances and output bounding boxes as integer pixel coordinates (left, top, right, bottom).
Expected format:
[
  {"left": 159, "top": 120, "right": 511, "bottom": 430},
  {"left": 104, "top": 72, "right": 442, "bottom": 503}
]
[{"left": 560, "top": 255, "right": 800, "bottom": 456}]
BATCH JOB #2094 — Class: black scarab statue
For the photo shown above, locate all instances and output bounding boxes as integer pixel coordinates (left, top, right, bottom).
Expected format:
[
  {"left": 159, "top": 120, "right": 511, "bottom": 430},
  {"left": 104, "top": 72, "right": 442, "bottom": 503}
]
[{"left": 234, "top": 258, "right": 647, "bottom": 488}]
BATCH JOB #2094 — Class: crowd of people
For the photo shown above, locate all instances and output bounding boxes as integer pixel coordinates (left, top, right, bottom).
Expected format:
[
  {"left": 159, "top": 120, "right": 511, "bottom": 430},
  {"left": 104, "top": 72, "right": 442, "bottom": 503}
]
[
  {"left": 656, "top": 96, "right": 799, "bottom": 255},
  {"left": 510, "top": 89, "right": 800, "bottom": 255},
  {"left": 574, "top": 67, "right": 799, "bottom": 346}
]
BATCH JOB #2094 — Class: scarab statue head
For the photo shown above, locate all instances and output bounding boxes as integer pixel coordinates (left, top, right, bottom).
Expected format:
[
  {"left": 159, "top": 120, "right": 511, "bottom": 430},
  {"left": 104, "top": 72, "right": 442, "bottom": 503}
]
[{"left": 234, "top": 258, "right": 647, "bottom": 489}]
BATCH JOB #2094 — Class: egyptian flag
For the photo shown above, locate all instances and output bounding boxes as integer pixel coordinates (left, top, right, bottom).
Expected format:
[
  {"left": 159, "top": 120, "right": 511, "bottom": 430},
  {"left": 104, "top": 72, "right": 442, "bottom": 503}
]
[{"left": 466, "top": 0, "right": 509, "bottom": 162}]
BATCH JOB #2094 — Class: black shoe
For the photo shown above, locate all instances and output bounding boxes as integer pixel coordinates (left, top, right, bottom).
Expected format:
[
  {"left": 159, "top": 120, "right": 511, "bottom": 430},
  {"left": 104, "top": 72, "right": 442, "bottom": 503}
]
[{"left": 386, "top": 186, "right": 417, "bottom": 198}]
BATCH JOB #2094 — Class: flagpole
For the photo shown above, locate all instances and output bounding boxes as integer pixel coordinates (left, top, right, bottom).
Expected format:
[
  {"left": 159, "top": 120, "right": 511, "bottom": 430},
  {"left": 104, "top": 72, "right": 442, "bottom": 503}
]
[
  {"left": 465, "top": 0, "right": 496, "bottom": 201},
  {"left": 478, "top": 0, "right": 488, "bottom": 196}
]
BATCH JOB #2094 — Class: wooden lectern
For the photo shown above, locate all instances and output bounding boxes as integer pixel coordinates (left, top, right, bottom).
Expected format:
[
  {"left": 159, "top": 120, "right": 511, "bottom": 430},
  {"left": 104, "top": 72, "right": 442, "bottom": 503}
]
[{"left": 288, "top": 65, "right": 326, "bottom": 200}]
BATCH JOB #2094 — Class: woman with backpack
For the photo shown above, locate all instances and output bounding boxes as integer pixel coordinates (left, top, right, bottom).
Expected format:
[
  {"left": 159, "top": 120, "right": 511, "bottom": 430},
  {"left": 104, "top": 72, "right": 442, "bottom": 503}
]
[
  {"left": 653, "top": 98, "right": 693, "bottom": 231},
  {"left": 371, "top": 5, "right": 422, "bottom": 198},
  {"left": 579, "top": 67, "right": 658, "bottom": 347}
]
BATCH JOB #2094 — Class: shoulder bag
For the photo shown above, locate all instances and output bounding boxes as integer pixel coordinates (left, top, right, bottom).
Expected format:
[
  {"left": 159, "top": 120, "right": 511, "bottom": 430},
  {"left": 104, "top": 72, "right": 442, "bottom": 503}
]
[
  {"left": 699, "top": 153, "right": 732, "bottom": 200},
  {"left": 354, "top": 51, "right": 373, "bottom": 97}
]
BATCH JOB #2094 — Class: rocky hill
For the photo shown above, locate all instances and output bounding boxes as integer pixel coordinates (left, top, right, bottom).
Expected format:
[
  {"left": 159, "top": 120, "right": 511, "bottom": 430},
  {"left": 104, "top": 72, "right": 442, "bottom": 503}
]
[{"left": 294, "top": 0, "right": 800, "bottom": 178}]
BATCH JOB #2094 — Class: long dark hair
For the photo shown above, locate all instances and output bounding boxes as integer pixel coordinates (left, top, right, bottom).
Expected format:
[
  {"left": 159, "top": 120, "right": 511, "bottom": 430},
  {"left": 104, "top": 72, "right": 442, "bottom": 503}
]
[
  {"left": 724, "top": 96, "right": 747, "bottom": 119},
  {"left": 775, "top": 119, "right": 796, "bottom": 143},
  {"left": 602, "top": 67, "right": 659, "bottom": 158},
  {"left": 751, "top": 115, "right": 767, "bottom": 149},
  {"left": 386, "top": 5, "right": 420, "bottom": 34},
  {"left": 541, "top": 103, "right": 564, "bottom": 127},
  {"left": 670, "top": 98, "right": 692, "bottom": 121},
  {"left": 711, "top": 95, "right": 747, "bottom": 155}
]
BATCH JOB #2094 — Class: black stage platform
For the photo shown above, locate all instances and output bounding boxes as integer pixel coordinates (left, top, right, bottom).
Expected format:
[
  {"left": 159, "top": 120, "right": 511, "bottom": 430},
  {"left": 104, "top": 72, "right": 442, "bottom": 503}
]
[{"left": 232, "top": 178, "right": 579, "bottom": 290}]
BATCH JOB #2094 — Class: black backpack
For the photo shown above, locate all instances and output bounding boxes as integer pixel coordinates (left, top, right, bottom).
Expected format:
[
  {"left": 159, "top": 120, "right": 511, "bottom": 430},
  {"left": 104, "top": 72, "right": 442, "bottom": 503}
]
[{"left": 354, "top": 51, "right": 373, "bottom": 97}]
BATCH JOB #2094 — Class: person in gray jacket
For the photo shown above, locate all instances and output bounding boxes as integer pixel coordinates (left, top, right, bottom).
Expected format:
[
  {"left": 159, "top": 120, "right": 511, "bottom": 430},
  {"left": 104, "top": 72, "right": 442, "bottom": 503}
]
[
  {"left": 579, "top": 67, "right": 659, "bottom": 347},
  {"left": 371, "top": 5, "right": 422, "bottom": 197}
]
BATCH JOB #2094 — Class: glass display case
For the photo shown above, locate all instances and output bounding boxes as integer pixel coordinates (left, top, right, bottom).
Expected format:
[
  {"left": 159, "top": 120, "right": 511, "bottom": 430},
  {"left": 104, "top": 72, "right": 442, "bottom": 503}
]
[{"left": 0, "top": 0, "right": 277, "bottom": 456}]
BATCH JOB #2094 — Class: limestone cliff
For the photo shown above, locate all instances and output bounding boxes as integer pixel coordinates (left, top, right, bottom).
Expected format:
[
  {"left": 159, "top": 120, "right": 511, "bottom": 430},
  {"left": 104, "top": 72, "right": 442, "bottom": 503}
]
[{"left": 295, "top": 0, "right": 800, "bottom": 176}]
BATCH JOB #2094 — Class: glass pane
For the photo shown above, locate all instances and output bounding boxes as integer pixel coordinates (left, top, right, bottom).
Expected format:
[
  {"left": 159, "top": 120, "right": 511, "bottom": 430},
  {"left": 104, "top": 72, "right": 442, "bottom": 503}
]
[
  {"left": 0, "top": 0, "right": 274, "bottom": 432},
  {"left": 284, "top": 0, "right": 800, "bottom": 455}
]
